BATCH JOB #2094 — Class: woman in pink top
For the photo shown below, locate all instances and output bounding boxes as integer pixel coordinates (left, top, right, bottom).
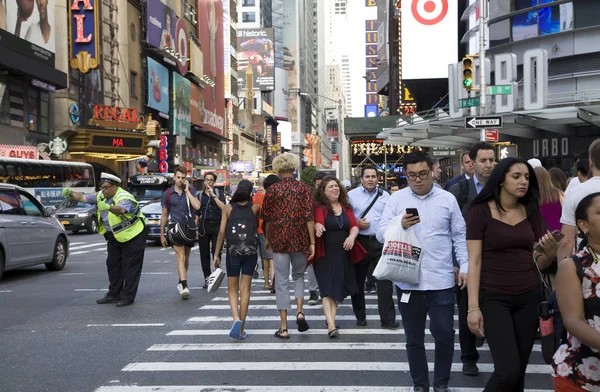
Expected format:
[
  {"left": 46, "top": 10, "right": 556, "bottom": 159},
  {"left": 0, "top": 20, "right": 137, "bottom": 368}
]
[{"left": 535, "top": 167, "right": 564, "bottom": 281}]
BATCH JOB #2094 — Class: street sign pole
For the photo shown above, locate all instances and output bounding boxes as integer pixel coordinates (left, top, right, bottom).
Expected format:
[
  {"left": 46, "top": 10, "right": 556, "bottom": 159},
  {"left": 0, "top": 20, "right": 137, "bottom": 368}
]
[{"left": 479, "top": 0, "right": 488, "bottom": 141}]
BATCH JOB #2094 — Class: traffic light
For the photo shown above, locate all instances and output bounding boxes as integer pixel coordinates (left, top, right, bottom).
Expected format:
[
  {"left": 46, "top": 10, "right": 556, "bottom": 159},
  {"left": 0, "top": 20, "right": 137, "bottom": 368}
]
[{"left": 462, "top": 56, "right": 474, "bottom": 91}]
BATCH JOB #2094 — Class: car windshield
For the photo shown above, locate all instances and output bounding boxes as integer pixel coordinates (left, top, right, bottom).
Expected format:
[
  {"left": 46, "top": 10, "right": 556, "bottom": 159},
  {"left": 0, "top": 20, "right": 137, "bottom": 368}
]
[
  {"left": 129, "top": 188, "right": 164, "bottom": 200},
  {"left": 141, "top": 202, "right": 162, "bottom": 214},
  {"left": 241, "top": 40, "right": 266, "bottom": 53},
  {"left": 60, "top": 199, "right": 93, "bottom": 209}
]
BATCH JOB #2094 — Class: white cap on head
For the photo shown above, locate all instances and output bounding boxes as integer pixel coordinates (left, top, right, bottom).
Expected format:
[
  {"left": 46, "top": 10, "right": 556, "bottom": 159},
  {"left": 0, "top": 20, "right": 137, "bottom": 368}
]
[
  {"left": 527, "top": 158, "right": 542, "bottom": 169},
  {"left": 99, "top": 172, "right": 122, "bottom": 185},
  {"left": 341, "top": 179, "right": 351, "bottom": 188}
]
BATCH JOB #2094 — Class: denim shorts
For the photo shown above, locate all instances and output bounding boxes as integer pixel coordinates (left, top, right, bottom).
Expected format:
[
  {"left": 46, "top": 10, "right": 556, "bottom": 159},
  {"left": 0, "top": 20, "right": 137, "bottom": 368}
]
[
  {"left": 227, "top": 254, "right": 258, "bottom": 277},
  {"left": 258, "top": 233, "right": 273, "bottom": 259}
]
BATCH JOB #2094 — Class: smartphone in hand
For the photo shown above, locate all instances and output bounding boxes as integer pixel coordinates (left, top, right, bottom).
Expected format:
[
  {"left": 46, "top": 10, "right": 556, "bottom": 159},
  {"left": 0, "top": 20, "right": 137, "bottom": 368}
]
[
  {"left": 406, "top": 208, "right": 419, "bottom": 218},
  {"left": 534, "top": 230, "right": 565, "bottom": 253}
]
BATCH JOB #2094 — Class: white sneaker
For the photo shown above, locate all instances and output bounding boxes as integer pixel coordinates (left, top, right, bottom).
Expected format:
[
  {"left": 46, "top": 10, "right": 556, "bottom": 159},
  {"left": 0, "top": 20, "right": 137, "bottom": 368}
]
[
  {"left": 177, "top": 283, "right": 190, "bottom": 299},
  {"left": 207, "top": 268, "right": 226, "bottom": 293}
]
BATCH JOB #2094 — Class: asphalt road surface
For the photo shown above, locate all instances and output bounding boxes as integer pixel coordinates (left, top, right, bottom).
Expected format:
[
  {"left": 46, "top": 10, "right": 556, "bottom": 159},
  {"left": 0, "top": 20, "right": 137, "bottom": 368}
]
[{"left": 0, "top": 232, "right": 554, "bottom": 392}]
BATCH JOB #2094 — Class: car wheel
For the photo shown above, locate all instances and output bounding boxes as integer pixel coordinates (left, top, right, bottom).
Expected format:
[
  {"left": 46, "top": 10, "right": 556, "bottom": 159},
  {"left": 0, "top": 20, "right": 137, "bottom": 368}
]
[
  {"left": 87, "top": 218, "right": 98, "bottom": 234},
  {"left": 72, "top": 229, "right": 79, "bottom": 234},
  {"left": 45, "top": 237, "right": 67, "bottom": 271}
]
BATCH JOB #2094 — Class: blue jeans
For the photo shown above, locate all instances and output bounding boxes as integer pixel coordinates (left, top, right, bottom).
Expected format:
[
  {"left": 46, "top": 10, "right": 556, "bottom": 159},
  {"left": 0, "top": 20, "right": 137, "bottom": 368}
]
[{"left": 397, "top": 287, "right": 455, "bottom": 391}]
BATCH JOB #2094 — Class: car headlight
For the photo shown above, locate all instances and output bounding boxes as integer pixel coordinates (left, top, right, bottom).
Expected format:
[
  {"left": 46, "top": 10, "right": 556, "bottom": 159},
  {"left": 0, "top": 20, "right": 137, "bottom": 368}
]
[
  {"left": 77, "top": 213, "right": 89, "bottom": 217},
  {"left": 250, "top": 55, "right": 255, "bottom": 61}
]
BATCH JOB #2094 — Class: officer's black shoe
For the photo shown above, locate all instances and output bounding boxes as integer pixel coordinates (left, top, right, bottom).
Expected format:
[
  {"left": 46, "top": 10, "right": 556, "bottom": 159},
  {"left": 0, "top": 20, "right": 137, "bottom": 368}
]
[
  {"left": 96, "top": 295, "right": 119, "bottom": 304},
  {"left": 116, "top": 300, "right": 133, "bottom": 307},
  {"left": 462, "top": 361, "right": 479, "bottom": 376},
  {"left": 356, "top": 319, "right": 367, "bottom": 327}
]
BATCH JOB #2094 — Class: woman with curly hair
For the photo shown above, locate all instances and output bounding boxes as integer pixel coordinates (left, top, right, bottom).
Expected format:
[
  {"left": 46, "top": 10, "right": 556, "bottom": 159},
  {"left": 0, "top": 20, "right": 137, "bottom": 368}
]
[{"left": 313, "top": 176, "right": 366, "bottom": 337}]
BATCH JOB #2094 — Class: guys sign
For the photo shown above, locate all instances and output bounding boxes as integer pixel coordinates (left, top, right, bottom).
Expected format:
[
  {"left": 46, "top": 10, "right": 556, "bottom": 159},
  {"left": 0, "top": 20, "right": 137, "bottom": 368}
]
[{"left": 69, "top": 0, "right": 100, "bottom": 73}]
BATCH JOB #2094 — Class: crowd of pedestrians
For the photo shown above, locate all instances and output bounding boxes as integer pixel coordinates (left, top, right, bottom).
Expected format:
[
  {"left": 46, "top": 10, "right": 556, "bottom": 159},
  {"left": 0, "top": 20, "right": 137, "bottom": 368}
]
[{"left": 150, "top": 138, "right": 600, "bottom": 391}]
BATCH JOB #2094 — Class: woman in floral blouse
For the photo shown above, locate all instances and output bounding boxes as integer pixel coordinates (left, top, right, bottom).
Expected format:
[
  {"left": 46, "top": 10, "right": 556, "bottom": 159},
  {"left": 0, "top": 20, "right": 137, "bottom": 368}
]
[{"left": 553, "top": 192, "right": 600, "bottom": 391}]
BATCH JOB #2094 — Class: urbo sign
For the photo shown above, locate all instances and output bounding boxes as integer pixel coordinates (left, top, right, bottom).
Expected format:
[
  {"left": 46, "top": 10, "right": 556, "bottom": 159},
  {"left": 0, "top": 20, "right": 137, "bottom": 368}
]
[{"left": 159, "top": 136, "right": 169, "bottom": 173}]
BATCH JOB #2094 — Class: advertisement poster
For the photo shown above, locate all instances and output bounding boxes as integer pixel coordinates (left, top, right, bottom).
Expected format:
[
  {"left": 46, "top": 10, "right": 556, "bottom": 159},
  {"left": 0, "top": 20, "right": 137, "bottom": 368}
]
[
  {"left": 146, "top": 0, "right": 176, "bottom": 52},
  {"left": 190, "top": 40, "right": 203, "bottom": 78},
  {"left": 190, "top": 82, "right": 204, "bottom": 126},
  {"left": 147, "top": 57, "right": 169, "bottom": 114},
  {"left": 172, "top": 72, "right": 191, "bottom": 138},
  {"left": 1, "top": 0, "right": 55, "bottom": 65},
  {"left": 237, "top": 28, "right": 275, "bottom": 91},
  {"left": 197, "top": 0, "right": 225, "bottom": 137}
]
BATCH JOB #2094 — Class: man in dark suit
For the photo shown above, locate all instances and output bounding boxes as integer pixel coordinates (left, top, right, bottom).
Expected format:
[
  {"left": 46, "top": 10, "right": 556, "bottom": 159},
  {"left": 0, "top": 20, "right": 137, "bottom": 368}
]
[
  {"left": 448, "top": 142, "right": 496, "bottom": 377},
  {"left": 444, "top": 152, "right": 474, "bottom": 190}
]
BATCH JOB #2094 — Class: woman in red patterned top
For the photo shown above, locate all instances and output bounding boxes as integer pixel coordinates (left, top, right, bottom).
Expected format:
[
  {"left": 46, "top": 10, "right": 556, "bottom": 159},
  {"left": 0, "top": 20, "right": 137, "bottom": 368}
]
[
  {"left": 261, "top": 153, "right": 315, "bottom": 339},
  {"left": 553, "top": 192, "right": 600, "bottom": 391}
]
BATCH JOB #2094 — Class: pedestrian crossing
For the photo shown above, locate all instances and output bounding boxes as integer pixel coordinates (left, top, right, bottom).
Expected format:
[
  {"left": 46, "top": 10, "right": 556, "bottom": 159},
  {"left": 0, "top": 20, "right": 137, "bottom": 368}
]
[
  {"left": 67, "top": 238, "right": 196, "bottom": 257},
  {"left": 93, "top": 278, "right": 555, "bottom": 391}
]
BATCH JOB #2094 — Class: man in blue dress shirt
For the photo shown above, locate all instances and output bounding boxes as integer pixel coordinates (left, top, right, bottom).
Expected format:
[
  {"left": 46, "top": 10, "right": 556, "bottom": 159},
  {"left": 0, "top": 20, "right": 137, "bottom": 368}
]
[
  {"left": 348, "top": 166, "right": 398, "bottom": 328},
  {"left": 376, "top": 151, "right": 469, "bottom": 392}
]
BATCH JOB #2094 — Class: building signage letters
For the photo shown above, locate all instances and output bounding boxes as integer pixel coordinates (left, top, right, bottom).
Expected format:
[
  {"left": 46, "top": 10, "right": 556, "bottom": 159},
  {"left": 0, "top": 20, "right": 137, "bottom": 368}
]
[
  {"left": 533, "top": 137, "right": 569, "bottom": 158},
  {"left": 69, "top": 0, "right": 100, "bottom": 73},
  {"left": 0, "top": 145, "right": 39, "bottom": 160},
  {"left": 89, "top": 105, "right": 145, "bottom": 130},
  {"left": 159, "top": 136, "right": 169, "bottom": 173}
]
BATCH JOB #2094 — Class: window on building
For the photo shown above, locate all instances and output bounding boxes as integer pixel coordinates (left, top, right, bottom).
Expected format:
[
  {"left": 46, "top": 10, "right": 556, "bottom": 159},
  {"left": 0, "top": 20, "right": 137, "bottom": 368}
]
[
  {"left": 130, "top": 71, "right": 138, "bottom": 98},
  {"left": 0, "top": 77, "right": 9, "bottom": 125},
  {"left": 242, "top": 0, "right": 255, "bottom": 6},
  {"left": 28, "top": 88, "right": 49, "bottom": 135},
  {"left": 242, "top": 12, "right": 256, "bottom": 23}
]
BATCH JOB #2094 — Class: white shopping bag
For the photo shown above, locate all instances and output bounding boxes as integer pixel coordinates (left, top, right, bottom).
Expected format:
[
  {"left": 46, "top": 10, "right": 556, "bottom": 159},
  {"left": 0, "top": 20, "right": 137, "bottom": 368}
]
[{"left": 373, "top": 216, "right": 422, "bottom": 284}]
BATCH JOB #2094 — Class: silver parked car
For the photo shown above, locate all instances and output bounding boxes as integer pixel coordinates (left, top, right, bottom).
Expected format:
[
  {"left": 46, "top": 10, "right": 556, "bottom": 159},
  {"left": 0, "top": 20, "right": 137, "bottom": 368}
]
[
  {"left": 0, "top": 184, "right": 69, "bottom": 280},
  {"left": 54, "top": 199, "right": 98, "bottom": 234}
]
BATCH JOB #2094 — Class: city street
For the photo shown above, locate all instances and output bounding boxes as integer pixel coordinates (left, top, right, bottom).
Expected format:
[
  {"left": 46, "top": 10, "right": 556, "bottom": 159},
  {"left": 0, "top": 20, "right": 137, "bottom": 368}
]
[{"left": 0, "top": 233, "right": 554, "bottom": 392}]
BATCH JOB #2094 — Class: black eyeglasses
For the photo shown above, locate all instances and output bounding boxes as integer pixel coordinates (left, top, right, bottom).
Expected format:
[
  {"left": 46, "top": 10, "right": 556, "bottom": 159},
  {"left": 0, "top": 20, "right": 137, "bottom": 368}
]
[{"left": 407, "top": 171, "right": 430, "bottom": 181}]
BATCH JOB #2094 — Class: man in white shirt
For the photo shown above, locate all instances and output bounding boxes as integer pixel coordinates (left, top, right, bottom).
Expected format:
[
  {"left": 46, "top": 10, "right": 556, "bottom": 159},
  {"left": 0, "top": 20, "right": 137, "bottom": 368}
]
[
  {"left": 376, "top": 151, "right": 468, "bottom": 392},
  {"left": 558, "top": 140, "right": 600, "bottom": 261},
  {"left": 565, "top": 158, "right": 590, "bottom": 192}
]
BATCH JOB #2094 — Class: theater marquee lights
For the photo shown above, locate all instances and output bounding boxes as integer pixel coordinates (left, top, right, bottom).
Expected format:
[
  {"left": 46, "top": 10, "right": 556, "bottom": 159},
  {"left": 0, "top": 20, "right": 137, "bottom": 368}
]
[{"left": 351, "top": 140, "right": 422, "bottom": 156}]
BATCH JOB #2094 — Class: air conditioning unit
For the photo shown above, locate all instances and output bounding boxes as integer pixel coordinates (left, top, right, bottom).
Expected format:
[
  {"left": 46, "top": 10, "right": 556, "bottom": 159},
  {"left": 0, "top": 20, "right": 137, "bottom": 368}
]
[{"left": 253, "top": 156, "right": 263, "bottom": 171}]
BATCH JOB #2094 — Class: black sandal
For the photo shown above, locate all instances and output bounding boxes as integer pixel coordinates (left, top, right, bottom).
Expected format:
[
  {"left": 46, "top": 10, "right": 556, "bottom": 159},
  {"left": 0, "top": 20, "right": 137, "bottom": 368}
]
[
  {"left": 274, "top": 328, "right": 290, "bottom": 339},
  {"left": 296, "top": 312, "right": 310, "bottom": 332},
  {"left": 328, "top": 328, "right": 339, "bottom": 338}
]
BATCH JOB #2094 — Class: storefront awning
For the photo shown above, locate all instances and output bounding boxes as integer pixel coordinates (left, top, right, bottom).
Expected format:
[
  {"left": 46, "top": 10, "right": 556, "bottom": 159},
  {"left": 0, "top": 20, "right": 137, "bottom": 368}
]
[{"left": 378, "top": 104, "right": 600, "bottom": 148}]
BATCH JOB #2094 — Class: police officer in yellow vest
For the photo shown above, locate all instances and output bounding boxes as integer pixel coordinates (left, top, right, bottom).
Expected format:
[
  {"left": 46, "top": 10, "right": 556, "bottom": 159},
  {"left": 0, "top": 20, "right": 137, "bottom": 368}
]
[{"left": 62, "top": 172, "right": 148, "bottom": 307}]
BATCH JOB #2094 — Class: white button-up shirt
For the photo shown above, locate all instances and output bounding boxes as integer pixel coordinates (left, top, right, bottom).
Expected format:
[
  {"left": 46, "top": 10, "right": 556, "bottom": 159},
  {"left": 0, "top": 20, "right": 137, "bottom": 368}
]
[
  {"left": 348, "top": 185, "right": 389, "bottom": 236},
  {"left": 376, "top": 185, "right": 468, "bottom": 291}
]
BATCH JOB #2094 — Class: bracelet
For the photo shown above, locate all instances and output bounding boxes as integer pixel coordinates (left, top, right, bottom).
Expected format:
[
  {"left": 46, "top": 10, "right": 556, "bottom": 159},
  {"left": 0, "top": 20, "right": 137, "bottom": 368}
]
[
  {"left": 310, "top": 242, "right": 315, "bottom": 245},
  {"left": 467, "top": 308, "right": 480, "bottom": 314}
]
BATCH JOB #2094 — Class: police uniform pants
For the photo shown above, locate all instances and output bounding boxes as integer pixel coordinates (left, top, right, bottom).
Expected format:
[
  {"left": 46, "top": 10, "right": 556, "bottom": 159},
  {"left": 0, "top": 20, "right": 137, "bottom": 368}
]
[{"left": 104, "top": 227, "right": 148, "bottom": 302}]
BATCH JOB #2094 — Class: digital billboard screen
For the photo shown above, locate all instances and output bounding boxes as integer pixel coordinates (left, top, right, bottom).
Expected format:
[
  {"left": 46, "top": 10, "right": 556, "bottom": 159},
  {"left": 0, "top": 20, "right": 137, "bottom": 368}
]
[{"left": 237, "top": 28, "right": 275, "bottom": 91}]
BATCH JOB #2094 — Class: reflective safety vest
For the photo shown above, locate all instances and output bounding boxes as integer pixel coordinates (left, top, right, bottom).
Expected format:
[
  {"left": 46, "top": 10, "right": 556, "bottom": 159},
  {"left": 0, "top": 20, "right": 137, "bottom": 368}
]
[{"left": 97, "top": 188, "right": 146, "bottom": 243}]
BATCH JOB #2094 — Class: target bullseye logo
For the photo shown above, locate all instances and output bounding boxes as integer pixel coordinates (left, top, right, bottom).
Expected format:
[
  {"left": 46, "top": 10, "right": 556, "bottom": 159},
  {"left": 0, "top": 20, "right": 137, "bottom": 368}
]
[
  {"left": 175, "top": 19, "right": 189, "bottom": 75},
  {"left": 411, "top": 0, "right": 448, "bottom": 25}
]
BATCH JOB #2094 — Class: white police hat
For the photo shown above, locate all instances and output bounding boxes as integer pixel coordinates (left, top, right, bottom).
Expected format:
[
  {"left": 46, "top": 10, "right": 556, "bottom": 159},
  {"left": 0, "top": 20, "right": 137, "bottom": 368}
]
[{"left": 99, "top": 172, "right": 122, "bottom": 185}]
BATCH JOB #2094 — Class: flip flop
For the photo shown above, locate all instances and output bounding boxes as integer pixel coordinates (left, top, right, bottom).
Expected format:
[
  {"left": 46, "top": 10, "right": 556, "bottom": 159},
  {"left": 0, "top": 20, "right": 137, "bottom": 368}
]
[
  {"left": 237, "top": 331, "right": 248, "bottom": 340},
  {"left": 296, "top": 312, "right": 310, "bottom": 332},
  {"left": 274, "top": 328, "right": 290, "bottom": 339},
  {"left": 328, "top": 328, "right": 339, "bottom": 338},
  {"left": 229, "top": 320, "right": 242, "bottom": 339}
]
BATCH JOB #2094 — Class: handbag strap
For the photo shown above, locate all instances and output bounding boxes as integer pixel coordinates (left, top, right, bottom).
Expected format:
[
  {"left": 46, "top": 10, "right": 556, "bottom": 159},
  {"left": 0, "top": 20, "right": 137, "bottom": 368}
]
[
  {"left": 533, "top": 253, "right": 552, "bottom": 296},
  {"left": 360, "top": 188, "right": 383, "bottom": 219}
]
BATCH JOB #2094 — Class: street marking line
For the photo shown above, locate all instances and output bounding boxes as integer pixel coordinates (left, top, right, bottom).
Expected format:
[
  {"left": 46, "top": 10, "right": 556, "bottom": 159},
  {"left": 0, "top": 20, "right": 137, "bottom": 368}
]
[
  {"left": 94, "top": 387, "right": 553, "bottom": 392},
  {"left": 200, "top": 304, "right": 379, "bottom": 310},
  {"left": 95, "top": 387, "right": 552, "bottom": 392},
  {"left": 186, "top": 315, "right": 459, "bottom": 322},
  {"left": 59, "top": 272, "right": 85, "bottom": 276},
  {"left": 87, "top": 323, "right": 166, "bottom": 327},
  {"left": 141, "top": 272, "right": 173, "bottom": 275},
  {"left": 147, "top": 342, "right": 541, "bottom": 352},
  {"left": 0, "top": 290, "right": 13, "bottom": 293},
  {"left": 69, "top": 243, "right": 107, "bottom": 250},
  {"left": 167, "top": 329, "right": 404, "bottom": 336},
  {"left": 69, "top": 241, "right": 87, "bottom": 245},
  {"left": 121, "top": 361, "right": 552, "bottom": 373},
  {"left": 210, "top": 295, "right": 380, "bottom": 301},
  {"left": 70, "top": 251, "right": 92, "bottom": 255},
  {"left": 74, "top": 289, "right": 108, "bottom": 292}
]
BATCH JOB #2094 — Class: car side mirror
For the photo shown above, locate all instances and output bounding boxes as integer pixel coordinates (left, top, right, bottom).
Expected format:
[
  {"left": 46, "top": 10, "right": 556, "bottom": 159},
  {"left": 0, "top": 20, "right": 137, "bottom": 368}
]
[{"left": 45, "top": 206, "right": 55, "bottom": 216}]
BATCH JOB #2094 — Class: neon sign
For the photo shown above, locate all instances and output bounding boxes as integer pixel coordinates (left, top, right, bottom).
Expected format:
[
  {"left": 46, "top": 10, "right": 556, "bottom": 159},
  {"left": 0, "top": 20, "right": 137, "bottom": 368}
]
[
  {"left": 69, "top": 0, "right": 100, "bottom": 73},
  {"left": 159, "top": 136, "right": 169, "bottom": 173}
]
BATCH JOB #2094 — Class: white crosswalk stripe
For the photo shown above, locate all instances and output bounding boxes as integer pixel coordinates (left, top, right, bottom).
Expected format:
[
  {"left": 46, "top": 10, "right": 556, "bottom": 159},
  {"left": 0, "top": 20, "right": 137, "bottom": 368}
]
[{"left": 93, "top": 278, "right": 554, "bottom": 391}]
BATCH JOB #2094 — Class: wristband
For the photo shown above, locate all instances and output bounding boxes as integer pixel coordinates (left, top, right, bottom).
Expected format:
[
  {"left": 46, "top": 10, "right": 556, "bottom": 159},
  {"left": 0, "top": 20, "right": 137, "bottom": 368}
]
[{"left": 467, "top": 308, "right": 480, "bottom": 314}]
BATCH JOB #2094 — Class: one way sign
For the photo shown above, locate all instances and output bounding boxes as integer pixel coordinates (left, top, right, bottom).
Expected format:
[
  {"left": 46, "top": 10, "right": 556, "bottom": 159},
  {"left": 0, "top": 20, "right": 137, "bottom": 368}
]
[{"left": 465, "top": 116, "right": 503, "bottom": 129}]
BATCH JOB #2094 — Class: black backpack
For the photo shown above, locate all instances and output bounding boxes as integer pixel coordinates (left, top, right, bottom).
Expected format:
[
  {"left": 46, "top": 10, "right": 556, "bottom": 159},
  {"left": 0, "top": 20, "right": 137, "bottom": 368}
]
[{"left": 226, "top": 202, "right": 257, "bottom": 256}]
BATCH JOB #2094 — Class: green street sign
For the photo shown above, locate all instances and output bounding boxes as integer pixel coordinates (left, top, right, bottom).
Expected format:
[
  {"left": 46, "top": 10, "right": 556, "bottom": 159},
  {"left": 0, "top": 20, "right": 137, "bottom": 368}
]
[
  {"left": 486, "top": 85, "right": 513, "bottom": 95},
  {"left": 458, "top": 97, "right": 480, "bottom": 109}
]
